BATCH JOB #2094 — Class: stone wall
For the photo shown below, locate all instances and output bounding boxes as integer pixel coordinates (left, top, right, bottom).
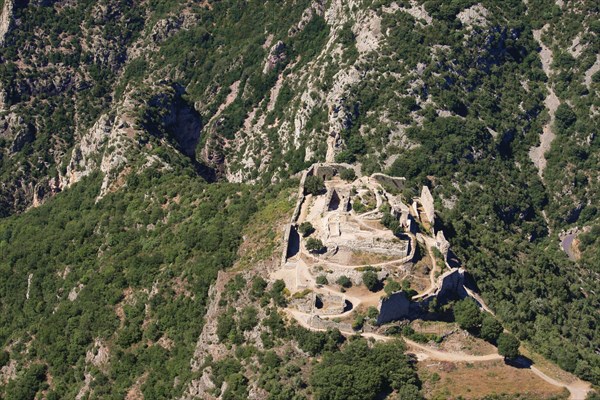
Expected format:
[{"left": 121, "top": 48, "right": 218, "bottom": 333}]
[
  {"left": 339, "top": 238, "right": 409, "bottom": 258},
  {"left": 435, "top": 230, "right": 451, "bottom": 260},
  {"left": 281, "top": 224, "right": 300, "bottom": 265},
  {"left": 371, "top": 173, "right": 405, "bottom": 192},
  {"left": 311, "top": 162, "right": 355, "bottom": 181},
  {"left": 377, "top": 292, "right": 411, "bottom": 324},
  {"left": 433, "top": 268, "right": 468, "bottom": 303},
  {"left": 281, "top": 224, "right": 293, "bottom": 265},
  {"left": 376, "top": 268, "right": 470, "bottom": 324},
  {"left": 309, "top": 315, "right": 353, "bottom": 333},
  {"left": 420, "top": 186, "right": 435, "bottom": 226},
  {"left": 316, "top": 293, "right": 347, "bottom": 315}
]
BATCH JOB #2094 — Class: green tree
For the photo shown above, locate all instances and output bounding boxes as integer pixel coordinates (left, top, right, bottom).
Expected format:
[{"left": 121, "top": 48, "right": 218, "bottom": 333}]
[
  {"left": 480, "top": 314, "right": 503, "bottom": 343},
  {"left": 239, "top": 306, "right": 258, "bottom": 331},
  {"left": 384, "top": 280, "right": 402, "bottom": 296},
  {"left": 336, "top": 275, "right": 352, "bottom": 288},
  {"left": 306, "top": 238, "right": 325, "bottom": 253},
  {"left": 310, "top": 339, "right": 422, "bottom": 400},
  {"left": 497, "top": 333, "right": 520, "bottom": 359},
  {"left": 0, "top": 351, "right": 9, "bottom": 368},
  {"left": 453, "top": 298, "right": 482, "bottom": 331},
  {"left": 298, "top": 222, "right": 315, "bottom": 237},
  {"left": 340, "top": 168, "right": 356, "bottom": 181},
  {"left": 362, "top": 271, "right": 379, "bottom": 292},
  {"left": 316, "top": 275, "right": 328, "bottom": 285},
  {"left": 250, "top": 276, "right": 267, "bottom": 298},
  {"left": 305, "top": 176, "right": 325, "bottom": 195},
  {"left": 555, "top": 103, "right": 576, "bottom": 131}
]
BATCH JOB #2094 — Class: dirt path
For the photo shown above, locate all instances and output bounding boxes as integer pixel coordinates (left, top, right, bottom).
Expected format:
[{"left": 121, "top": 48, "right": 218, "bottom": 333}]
[
  {"left": 285, "top": 308, "right": 590, "bottom": 399},
  {"left": 528, "top": 366, "right": 591, "bottom": 400},
  {"left": 413, "top": 235, "right": 440, "bottom": 299}
]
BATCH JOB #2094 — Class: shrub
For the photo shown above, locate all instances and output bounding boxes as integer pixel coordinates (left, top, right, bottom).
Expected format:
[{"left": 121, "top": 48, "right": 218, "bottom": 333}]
[
  {"left": 251, "top": 276, "right": 268, "bottom": 298},
  {"left": 298, "top": 222, "right": 315, "bottom": 237},
  {"left": 352, "top": 315, "right": 365, "bottom": 331},
  {"left": 304, "top": 175, "right": 325, "bottom": 195},
  {"left": 0, "top": 351, "right": 9, "bottom": 368},
  {"left": 336, "top": 275, "right": 352, "bottom": 288},
  {"left": 270, "top": 280, "right": 288, "bottom": 307},
  {"left": 340, "top": 168, "right": 356, "bottom": 181},
  {"left": 367, "top": 306, "right": 379, "bottom": 320},
  {"left": 362, "top": 271, "right": 380, "bottom": 292},
  {"left": 352, "top": 200, "right": 366, "bottom": 213},
  {"left": 306, "top": 238, "right": 325, "bottom": 253},
  {"left": 217, "top": 309, "right": 237, "bottom": 342},
  {"left": 239, "top": 306, "right": 259, "bottom": 331},
  {"left": 316, "top": 275, "right": 328, "bottom": 285},
  {"left": 384, "top": 280, "right": 402, "bottom": 295}
]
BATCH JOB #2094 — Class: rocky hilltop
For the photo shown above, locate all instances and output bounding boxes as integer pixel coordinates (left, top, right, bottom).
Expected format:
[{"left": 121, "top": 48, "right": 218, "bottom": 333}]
[{"left": 0, "top": 0, "right": 598, "bottom": 398}]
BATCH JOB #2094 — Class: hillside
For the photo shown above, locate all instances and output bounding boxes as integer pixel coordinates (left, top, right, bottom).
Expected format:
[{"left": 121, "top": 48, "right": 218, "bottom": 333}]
[{"left": 0, "top": 0, "right": 598, "bottom": 398}]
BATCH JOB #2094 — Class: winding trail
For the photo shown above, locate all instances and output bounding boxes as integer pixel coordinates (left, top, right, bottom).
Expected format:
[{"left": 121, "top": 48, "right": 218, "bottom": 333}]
[
  {"left": 286, "top": 308, "right": 590, "bottom": 399},
  {"left": 412, "top": 235, "right": 441, "bottom": 299}
]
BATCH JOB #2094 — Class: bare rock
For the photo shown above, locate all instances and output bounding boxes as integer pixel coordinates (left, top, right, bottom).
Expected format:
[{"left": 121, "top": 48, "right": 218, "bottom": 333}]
[
  {"left": 263, "top": 41, "right": 287, "bottom": 74},
  {"left": 0, "top": 0, "right": 14, "bottom": 46}
]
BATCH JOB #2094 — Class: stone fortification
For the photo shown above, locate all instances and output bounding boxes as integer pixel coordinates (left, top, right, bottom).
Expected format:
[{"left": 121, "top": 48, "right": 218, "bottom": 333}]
[
  {"left": 377, "top": 292, "right": 411, "bottom": 324},
  {"left": 435, "top": 230, "right": 451, "bottom": 260},
  {"left": 371, "top": 173, "right": 405, "bottom": 192},
  {"left": 337, "top": 239, "right": 409, "bottom": 258},
  {"left": 310, "top": 162, "right": 356, "bottom": 181},
  {"left": 324, "top": 187, "right": 350, "bottom": 213},
  {"left": 432, "top": 268, "right": 468, "bottom": 303},
  {"left": 309, "top": 315, "right": 353, "bottom": 332},
  {"left": 281, "top": 224, "right": 293, "bottom": 265},
  {"left": 376, "top": 268, "right": 470, "bottom": 324},
  {"left": 420, "top": 185, "right": 435, "bottom": 226}
]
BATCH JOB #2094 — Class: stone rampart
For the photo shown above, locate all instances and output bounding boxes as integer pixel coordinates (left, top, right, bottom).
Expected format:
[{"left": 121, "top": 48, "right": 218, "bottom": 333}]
[
  {"left": 316, "top": 293, "right": 346, "bottom": 315},
  {"left": 435, "top": 230, "right": 451, "bottom": 259},
  {"left": 377, "top": 291, "right": 411, "bottom": 324},
  {"left": 420, "top": 186, "right": 435, "bottom": 226},
  {"left": 311, "top": 163, "right": 355, "bottom": 181},
  {"left": 371, "top": 173, "right": 406, "bottom": 192},
  {"left": 309, "top": 315, "right": 353, "bottom": 333},
  {"left": 281, "top": 224, "right": 293, "bottom": 265},
  {"left": 339, "top": 239, "right": 409, "bottom": 258},
  {"left": 432, "top": 268, "right": 468, "bottom": 303}
]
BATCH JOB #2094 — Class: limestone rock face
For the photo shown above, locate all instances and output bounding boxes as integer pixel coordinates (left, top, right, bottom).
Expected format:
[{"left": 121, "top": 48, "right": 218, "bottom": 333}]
[
  {"left": 145, "top": 89, "right": 202, "bottom": 157},
  {"left": 0, "top": 0, "right": 14, "bottom": 46},
  {"left": 263, "top": 41, "right": 287, "bottom": 74},
  {"left": 0, "top": 113, "right": 36, "bottom": 153},
  {"left": 61, "top": 114, "right": 114, "bottom": 190}
]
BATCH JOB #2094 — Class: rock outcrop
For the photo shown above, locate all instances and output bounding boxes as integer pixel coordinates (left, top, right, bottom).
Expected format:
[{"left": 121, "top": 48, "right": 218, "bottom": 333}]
[
  {"left": 263, "top": 41, "right": 287, "bottom": 74},
  {"left": 0, "top": 0, "right": 14, "bottom": 46}
]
